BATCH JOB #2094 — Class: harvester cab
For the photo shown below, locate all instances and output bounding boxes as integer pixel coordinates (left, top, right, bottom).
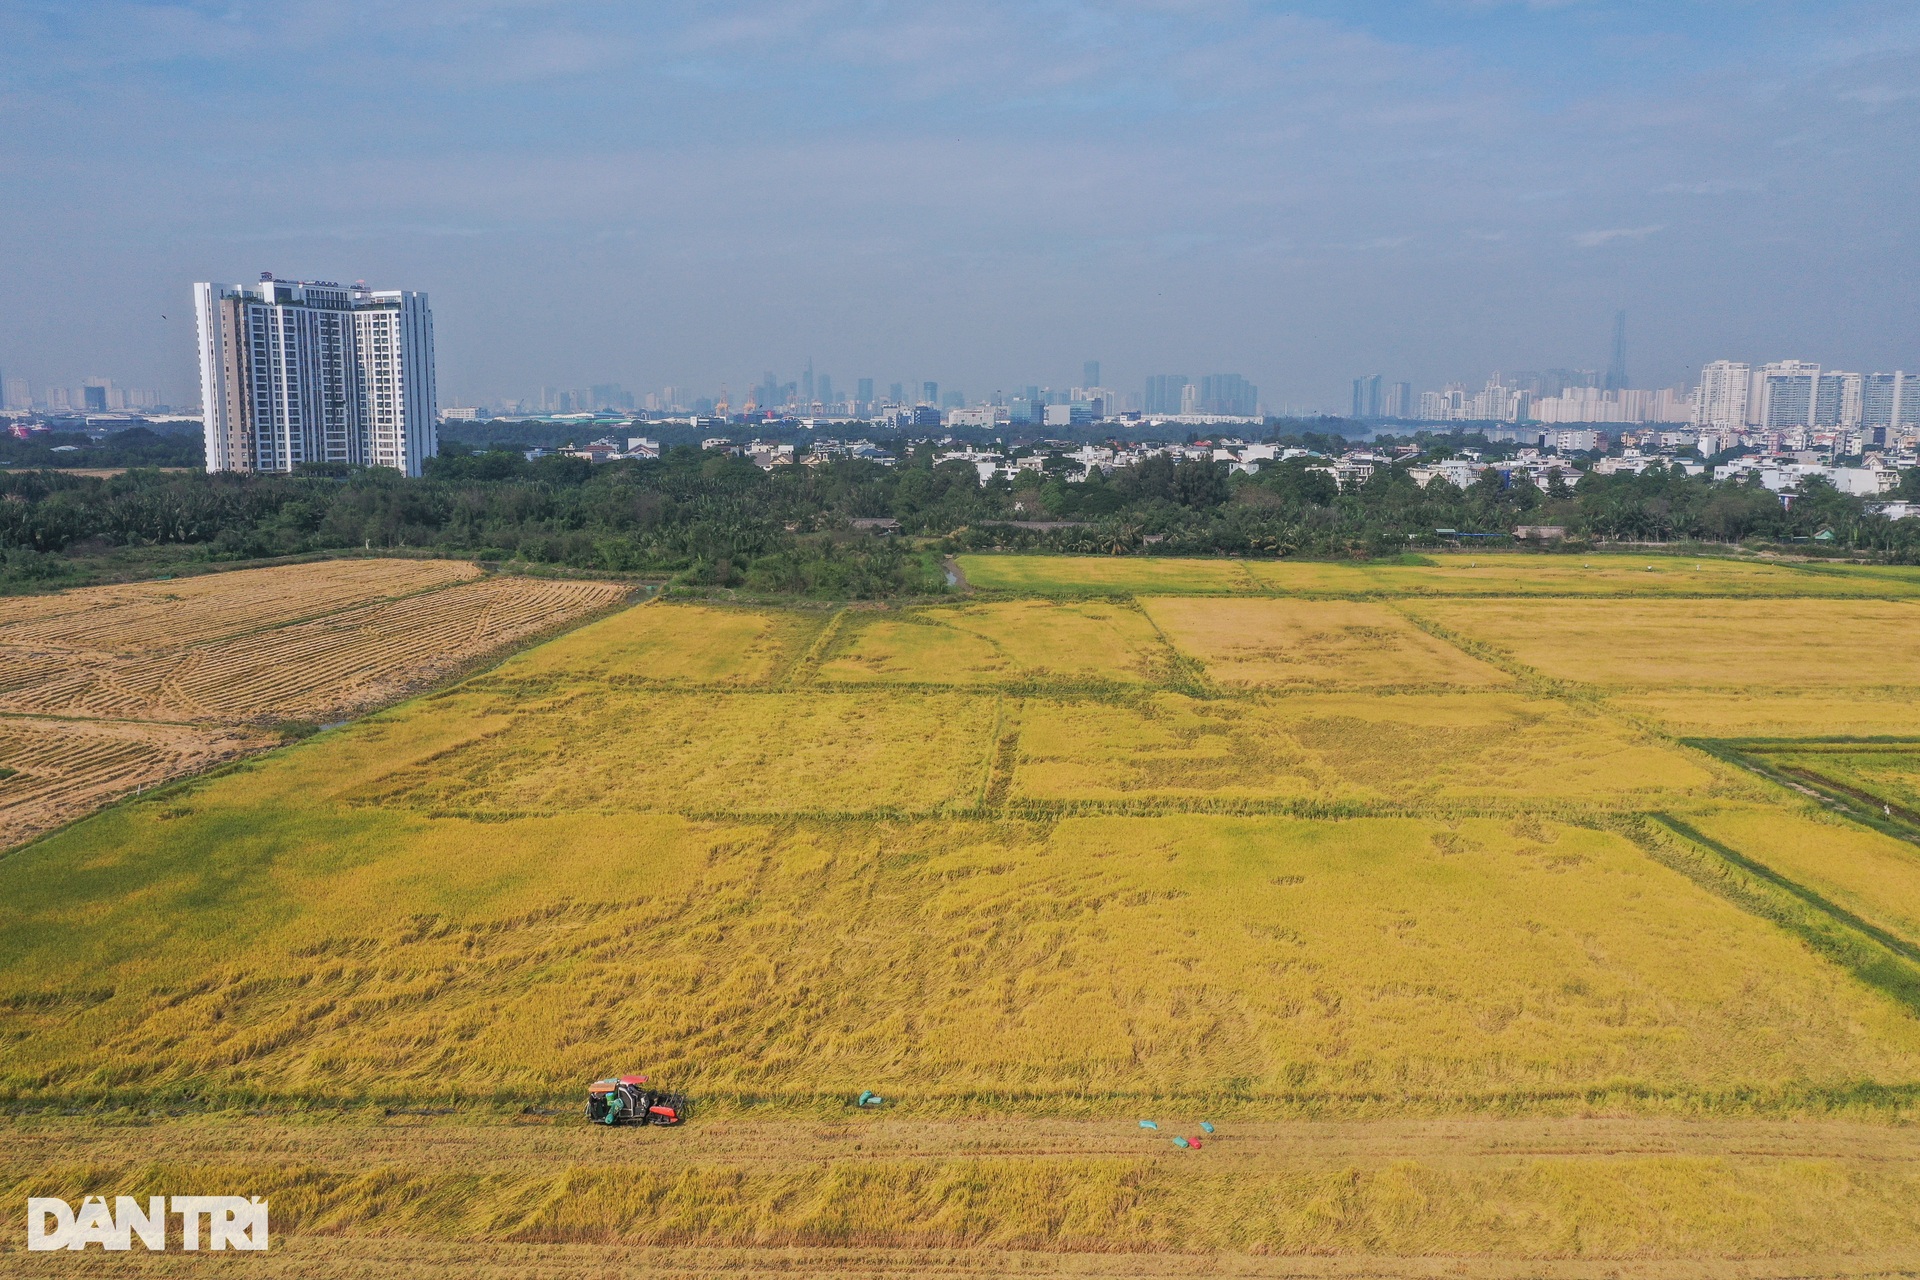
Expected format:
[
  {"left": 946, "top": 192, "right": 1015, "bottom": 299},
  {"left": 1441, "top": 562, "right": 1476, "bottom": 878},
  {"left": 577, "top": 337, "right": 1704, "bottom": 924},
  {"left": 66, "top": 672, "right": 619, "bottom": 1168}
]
[{"left": 587, "top": 1075, "right": 687, "bottom": 1126}]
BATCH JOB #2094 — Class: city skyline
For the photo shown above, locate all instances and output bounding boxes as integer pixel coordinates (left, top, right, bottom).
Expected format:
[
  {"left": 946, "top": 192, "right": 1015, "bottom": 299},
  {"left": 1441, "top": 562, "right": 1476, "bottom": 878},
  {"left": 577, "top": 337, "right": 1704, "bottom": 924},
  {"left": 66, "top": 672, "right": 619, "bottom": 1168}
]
[{"left": 2, "top": 3, "right": 1917, "bottom": 410}]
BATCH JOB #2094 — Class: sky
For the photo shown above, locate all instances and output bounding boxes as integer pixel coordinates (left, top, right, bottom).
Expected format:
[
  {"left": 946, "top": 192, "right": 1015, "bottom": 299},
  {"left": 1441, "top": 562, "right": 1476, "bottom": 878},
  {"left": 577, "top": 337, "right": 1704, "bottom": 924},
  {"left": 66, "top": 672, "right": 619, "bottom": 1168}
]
[{"left": 1, "top": 0, "right": 1917, "bottom": 412}]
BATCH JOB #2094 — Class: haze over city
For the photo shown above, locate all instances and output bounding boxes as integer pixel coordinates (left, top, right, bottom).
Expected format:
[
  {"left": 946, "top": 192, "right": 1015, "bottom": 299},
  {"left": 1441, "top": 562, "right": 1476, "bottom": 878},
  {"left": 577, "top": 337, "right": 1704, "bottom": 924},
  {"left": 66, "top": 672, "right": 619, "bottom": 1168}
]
[{"left": 2, "top": 1, "right": 1917, "bottom": 409}]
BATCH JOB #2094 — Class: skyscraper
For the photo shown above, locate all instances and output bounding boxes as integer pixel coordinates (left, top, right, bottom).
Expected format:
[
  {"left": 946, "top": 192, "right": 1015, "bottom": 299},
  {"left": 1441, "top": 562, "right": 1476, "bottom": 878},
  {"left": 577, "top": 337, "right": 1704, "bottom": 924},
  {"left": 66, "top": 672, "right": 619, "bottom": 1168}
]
[
  {"left": 857, "top": 377, "right": 873, "bottom": 409},
  {"left": 1386, "top": 382, "right": 1413, "bottom": 419},
  {"left": 1604, "top": 311, "right": 1629, "bottom": 393},
  {"left": 1198, "top": 373, "right": 1258, "bottom": 416},
  {"left": 922, "top": 381, "right": 938, "bottom": 406},
  {"left": 1144, "top": 375, "right": 1188, "bottom": 415},
  {"left": 1350, "top": 375, "right": 1382, "bottom": 419},
  {"left": 194, "top": 274, "right": 438, "bottom": 477},
  {"left": 1083, "top": 360, "right": 1100, "bottom": 389}
]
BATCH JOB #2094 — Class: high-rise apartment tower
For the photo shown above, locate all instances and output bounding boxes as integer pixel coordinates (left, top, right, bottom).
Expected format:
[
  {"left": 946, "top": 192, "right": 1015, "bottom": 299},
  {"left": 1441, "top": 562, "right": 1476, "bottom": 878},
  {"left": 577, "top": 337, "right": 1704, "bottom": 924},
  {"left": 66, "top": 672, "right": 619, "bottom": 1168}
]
[{"left": 194, "top": 273, "right": 436, "bottom": 477}]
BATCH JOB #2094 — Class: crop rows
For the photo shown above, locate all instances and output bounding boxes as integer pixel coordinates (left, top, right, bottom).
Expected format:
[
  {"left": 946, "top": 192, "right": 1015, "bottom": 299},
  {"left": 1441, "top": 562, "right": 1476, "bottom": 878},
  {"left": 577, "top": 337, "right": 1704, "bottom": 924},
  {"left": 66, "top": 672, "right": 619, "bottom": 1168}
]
[
  {"left": 0, "top": 573, "right": 626, "bottom": 724},
  {"left": 0, "top": 716, "right": 266, "bottom": 849},
  {"left": 0, "top": 557, "right": 478, "bottom": 652},
  {"left": 0, "top": 561, "right": 628, "bottom": 849}
]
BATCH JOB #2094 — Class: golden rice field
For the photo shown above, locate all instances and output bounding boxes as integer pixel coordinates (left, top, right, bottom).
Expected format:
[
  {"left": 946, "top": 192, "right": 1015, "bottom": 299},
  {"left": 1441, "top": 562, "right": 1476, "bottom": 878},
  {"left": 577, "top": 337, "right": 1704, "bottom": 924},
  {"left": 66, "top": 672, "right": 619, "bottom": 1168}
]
[
  {"left": 1139, "top": 596, "right": 1508, "bottom": 688},
  {"left": 958, "top": 550, "right": 1920, "bottom": 597},
  {"left": 0, "top": 558, "right": 628, "bottom": 849},
  {"left": 9, "top": 550, "right": 1920, "bottom": 1275}
]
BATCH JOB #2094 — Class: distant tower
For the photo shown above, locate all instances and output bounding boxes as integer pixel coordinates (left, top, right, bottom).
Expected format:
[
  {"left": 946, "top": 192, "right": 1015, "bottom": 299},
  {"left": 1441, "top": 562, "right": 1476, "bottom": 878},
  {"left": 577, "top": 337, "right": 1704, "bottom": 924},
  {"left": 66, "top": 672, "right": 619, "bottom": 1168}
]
[
  {"left": 1604, "top": 311, "right": 1629, "bottom": 392},
  {"left": 1083, "top": 360, "right": 1100, "bottom": 389}
]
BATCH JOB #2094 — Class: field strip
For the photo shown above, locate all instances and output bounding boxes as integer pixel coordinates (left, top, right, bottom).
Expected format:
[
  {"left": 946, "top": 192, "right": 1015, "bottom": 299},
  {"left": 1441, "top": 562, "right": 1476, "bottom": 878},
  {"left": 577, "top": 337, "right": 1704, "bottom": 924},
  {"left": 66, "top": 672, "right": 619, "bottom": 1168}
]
[
  {"left": 781, "top": 606, "right": 849, "bottom": 686},
  {"left": 12, "top": 1240, "right": 1911, "bottom": 1280},
  {"left": 8, "top": 1116, "right": 1920, "bottom": 1276},
  {"left": 987, "top": 586, "right": 1920, "bottom": 602},
  {"left": 409, "top": 799, "right": 1697, "bottom": 824},
  {"left": 1119, "top": 598, "right": 1214, "bottom": 694},
  {"left": 12, "top": 1114, "right": 1920, "bottom": 1169}
]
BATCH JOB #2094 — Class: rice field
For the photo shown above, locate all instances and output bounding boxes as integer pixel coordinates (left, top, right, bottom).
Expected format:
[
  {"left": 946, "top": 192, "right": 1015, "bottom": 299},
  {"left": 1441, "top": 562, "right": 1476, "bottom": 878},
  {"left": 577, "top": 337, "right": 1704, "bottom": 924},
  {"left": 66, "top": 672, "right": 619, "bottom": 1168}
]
[
  {"left": 9, "top": 563, "right": 1920, "bottom": 1273},
  {"left": 0, "top": 558, "right": 627, "bottom": 849},
  {"left": 1408, "top": 598, "right": 1920, "bottom": 689},
  {"left": 1140, "top": 597, "right": 1508, "bottom": 688},
  {"left": 957, "top": 554, "right": 1261, "bottom": 594},
  {"left": 1009, "top": 691, "right": 1728, "bottom": 808},
  {"left": 960, "top": 550, "right": 1920, "bottom": 598},
  {"left": 7, "top": 1113, "right": 1920, "bottom": 1277},
  {"left": 1609, "top": 689, "right": 1920, "bottom": 738},
  {"left": 816, "top": 599, "right": 1174, "bottom": 686},
  {"left": 1675, "top": 805, "right": 1920, "bottom": 951}
]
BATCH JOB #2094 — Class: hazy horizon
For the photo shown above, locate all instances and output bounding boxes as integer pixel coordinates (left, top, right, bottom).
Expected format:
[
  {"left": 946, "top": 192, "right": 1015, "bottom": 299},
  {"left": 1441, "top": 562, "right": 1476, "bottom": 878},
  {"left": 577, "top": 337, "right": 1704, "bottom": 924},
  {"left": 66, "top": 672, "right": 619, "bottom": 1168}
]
[{"left": 2, "top": 1, "right": 1916, "bottom": 411}]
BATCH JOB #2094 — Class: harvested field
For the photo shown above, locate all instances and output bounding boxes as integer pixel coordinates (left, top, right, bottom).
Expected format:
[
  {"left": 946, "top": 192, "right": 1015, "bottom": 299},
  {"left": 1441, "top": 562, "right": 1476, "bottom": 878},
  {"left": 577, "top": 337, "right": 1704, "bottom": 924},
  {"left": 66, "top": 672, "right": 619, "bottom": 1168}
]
[
  {"left": 0, "top": 717, "right": 270, "bottom": 850},
  {"left": 0, "top": 572, "right": 625, "bottom": 723},
  {"left": 0, "top": 556, "right": 478, "bottom": 650},
  {"left": 1142, "top": 597, "right": 1508, "bottom": 688},
  {"left": 0, "top": 559, "right": 627, "bottom": 849}
]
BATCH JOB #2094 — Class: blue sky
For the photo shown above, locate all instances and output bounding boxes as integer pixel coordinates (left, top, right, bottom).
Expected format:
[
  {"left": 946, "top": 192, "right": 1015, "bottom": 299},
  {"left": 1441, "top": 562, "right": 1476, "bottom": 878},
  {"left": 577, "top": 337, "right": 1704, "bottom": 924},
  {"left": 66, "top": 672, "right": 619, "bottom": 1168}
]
[{"left": 2, "top": 1, "right": 1916, "bottom": 409}]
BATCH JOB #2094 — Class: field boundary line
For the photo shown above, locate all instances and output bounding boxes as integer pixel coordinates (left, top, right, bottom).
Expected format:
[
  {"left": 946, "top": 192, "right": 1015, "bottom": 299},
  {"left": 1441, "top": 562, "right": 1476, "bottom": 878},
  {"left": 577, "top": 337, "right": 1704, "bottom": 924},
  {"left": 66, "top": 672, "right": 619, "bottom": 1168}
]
[
  {"left": 13, "top": 1076, "right": 1920, "bottom": 1116},
  {"left": 779, "top": 607, "right": 848, "bottom": 687},
  {"left": 1126, "top": 597, "right": 1217, "bottom": 697},
  {"left": 972, "top": 695, "right": 1020, "bottom": 811}
]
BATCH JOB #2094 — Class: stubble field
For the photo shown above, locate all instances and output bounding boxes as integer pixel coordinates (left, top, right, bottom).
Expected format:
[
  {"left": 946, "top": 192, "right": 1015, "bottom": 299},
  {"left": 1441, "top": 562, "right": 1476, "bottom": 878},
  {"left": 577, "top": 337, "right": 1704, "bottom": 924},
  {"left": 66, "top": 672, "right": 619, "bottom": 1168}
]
[
  {"left": 0, "top": 558, "right": 628, "bottom": 848},
  {"left": 6, "top": 550, "right": 1920, "bottom": 1275}
]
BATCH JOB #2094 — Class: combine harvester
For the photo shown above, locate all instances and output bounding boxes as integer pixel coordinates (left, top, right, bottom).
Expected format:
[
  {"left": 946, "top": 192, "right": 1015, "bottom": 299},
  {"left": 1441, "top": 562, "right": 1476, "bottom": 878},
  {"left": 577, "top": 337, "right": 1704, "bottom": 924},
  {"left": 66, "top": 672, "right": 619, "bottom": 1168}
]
[{"left": 586, "top": 1075, "right": 688, "bottom": 1126}]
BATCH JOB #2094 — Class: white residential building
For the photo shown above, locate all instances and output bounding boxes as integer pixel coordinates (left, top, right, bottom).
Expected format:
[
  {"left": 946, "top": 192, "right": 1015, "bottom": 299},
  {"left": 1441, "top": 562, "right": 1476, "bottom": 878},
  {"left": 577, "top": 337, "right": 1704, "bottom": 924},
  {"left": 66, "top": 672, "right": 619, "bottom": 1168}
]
[
  {"left": 194, "top": 273, "right": 437, "bottom": 477},
  {"left": 1691, "top": 361, "right": 1752, "bottom": 428}
]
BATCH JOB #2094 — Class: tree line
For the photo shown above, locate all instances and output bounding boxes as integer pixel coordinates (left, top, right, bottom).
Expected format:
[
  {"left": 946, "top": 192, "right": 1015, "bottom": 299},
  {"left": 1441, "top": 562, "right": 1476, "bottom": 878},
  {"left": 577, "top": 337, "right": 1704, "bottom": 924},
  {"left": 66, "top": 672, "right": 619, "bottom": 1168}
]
[{"left": 3, "top": 436, "right": 1918, "bottom": 595}]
